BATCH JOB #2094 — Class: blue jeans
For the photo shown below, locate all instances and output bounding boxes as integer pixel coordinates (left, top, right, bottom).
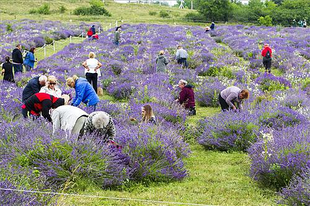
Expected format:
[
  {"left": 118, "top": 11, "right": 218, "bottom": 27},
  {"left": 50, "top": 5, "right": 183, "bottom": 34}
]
[
  {"left": 13, "top": 64, "right": 23, "bottom": 73},
  {"left": 178, "top": 58, "right": 188, "bottom": 68}
]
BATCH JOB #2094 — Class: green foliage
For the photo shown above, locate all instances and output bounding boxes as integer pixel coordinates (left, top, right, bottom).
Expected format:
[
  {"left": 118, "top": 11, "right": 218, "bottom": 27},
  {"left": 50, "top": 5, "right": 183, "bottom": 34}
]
[
  {"left": 197, "top": 0, "right": 232, "bottom": 21},
  {"left": 159, "top": 10, "right": 170, "bottom": 18},
  {"left": 203, "top": 66, "right": 235, "bottom": 79},
  {"left": 44, "top": 36, "right": 53, "bottom": 44},
  {"left": 258, "top": 15, "right": 273, "bottom": 26},
  {"left": 184, "top": 12, "right": 205, "bottom": 22},
  {"left": 59, "top": 5, "right": 67, "bottom": 14},
  {"left": 29, "top": 3, "right": 51, "bottom": 15},
  {"left": 73, "top": 1, "right": 111, "bottom": 16},
  {"left": 259, "top": 79, "right": 288, "bottom": 92},
  {"left": 148, "top": 11, "right": 157, "bottom": 16},
  {"left": 6, "top": 24, "right": 13, "bottom": 32}
]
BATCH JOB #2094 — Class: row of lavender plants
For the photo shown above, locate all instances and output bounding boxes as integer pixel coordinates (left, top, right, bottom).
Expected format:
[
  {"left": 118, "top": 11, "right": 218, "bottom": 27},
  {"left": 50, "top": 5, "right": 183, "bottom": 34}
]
[
  {"left": 1, "top": 23, "right": 309, "bottom": 204},
  {"left": 0, "top": 19, "right": 100, "bottom": 63}
]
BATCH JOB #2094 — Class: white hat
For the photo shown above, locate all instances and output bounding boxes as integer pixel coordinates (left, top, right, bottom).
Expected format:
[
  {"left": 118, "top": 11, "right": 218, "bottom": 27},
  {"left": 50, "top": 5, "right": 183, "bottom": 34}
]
[{"left": 91, "top": 112, "right": 110, "bottom": 128}]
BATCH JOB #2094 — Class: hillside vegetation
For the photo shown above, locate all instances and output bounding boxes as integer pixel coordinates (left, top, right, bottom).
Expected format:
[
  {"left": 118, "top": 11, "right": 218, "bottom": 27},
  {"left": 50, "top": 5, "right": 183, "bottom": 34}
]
[{"left": 0, "top": 0, "right": 199, "bottom": 27}]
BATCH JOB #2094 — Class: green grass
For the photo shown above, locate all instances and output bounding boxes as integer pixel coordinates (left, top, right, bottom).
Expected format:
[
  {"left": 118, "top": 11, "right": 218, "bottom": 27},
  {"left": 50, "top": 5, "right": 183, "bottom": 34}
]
[
  {"left": 35, "top": 37, "right": 85, "bottom": 63},
  {"left": 59, "top": 144, "right": 277, "bottom": 206},
  {"left": 186, "top": 105, "right": 221, "bottom": 126},
  {"left": 0, "top": 0, "right": 204, "bottom": 28}
]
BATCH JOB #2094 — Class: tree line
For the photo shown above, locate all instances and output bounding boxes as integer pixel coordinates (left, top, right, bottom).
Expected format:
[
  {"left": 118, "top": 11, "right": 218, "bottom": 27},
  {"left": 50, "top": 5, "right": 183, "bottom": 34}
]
[{"left": 184, "top": 0, "right": 310, "bottom": 26}]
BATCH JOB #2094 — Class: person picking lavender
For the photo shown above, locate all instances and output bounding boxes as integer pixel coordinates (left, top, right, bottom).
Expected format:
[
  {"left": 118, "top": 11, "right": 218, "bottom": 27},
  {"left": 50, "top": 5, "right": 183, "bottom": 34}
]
[
  {"left": 175, "top": 46, "right": 188, "bottom": 68},
  {"left": 219, "top": 86, "right": 249, "bottom": 112},
  {"left": 22, "top": 93, "right": 69, "bottom": 122},
  {"left": 66, "top": 75, "right": 99, "bottom": 111},
  {"left": 176, "top": 79, "right": 196, "bottom": 116},
  {"left": 22, "top": 75, "right": 47, "bottom": 102},
  {"left": 52, "top": 105, "right": 116, "bottom": 142}
]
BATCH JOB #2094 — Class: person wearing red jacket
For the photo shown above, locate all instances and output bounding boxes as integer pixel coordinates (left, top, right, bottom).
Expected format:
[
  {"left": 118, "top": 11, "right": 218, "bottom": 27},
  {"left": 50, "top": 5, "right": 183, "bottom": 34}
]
[
  {"left": 261, "top": 43, "right": 272, "bottom": 73},
  {"left": 177, "top": 79, "right": 196, "bottom": 116},
  {"left": 22, "top": 93, "right": 69, "bottom": 122}
]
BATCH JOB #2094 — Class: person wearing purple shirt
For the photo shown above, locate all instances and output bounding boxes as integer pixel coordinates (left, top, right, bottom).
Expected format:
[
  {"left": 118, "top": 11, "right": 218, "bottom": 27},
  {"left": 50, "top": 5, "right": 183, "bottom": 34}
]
[{"left": 177, "top": 79, "right": 196, "bottom": 115}]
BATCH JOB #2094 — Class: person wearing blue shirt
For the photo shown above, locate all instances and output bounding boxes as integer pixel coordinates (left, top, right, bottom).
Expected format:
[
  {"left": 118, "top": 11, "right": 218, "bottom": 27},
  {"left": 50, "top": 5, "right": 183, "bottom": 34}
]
[
  {"left": 66, "top": 75, "right": 100, "bottom": 111},
  {"left": 24, "top": 47, "right": 36, "bottom": 71}
]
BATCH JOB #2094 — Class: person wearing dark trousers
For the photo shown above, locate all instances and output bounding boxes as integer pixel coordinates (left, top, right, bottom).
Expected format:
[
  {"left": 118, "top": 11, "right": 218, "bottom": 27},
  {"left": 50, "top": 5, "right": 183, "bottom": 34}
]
[
  {"left": 176, "top": 79, "right": 196, "bottom": 116},
  {"left": 219, "top": 86, "right": 249, "bottom": 112},
  {"left": 176, "top": 46, "right": 188, "bottom": 68},
  {"left": 261, "top": 43, "right": 272, "bottom": 73},
  {"left": 66, "top": 75, "right": 100, "bottom": 111},
  {"left": 1, "top": 56, "right": 15, "bottom": 83},
  {"left": 12, "top": 44, "right": 23, "bottom": 73},
  {"left": 82, "top": 52, "right": 102, "bottom": 94},
  {"left": 114, "top": 26, "right": 121, "bottom": 46},
  {"left": 210, "top": 22, "right": 215, "bottom": 31}
]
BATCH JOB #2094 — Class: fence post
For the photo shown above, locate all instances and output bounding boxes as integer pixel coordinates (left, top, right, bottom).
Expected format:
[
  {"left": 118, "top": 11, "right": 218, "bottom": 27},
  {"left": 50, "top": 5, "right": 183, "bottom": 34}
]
[
  {"left": 98, "top": 27, "right": 101, "bottom": 34},
  {"left": 70, "top": 36, "right": 72, "bottom": 43},
  {"left": 191, "top": 1, "right": 193, "bottom": 9},
  {"left": 44, "top": 45, "right": 46, "bottom": 58},
  {"left": 53, "top": 40, "right": 56, "bottom": 52},
  {"left": 115, "top": 21, "right": 118, "bottom": 27}
]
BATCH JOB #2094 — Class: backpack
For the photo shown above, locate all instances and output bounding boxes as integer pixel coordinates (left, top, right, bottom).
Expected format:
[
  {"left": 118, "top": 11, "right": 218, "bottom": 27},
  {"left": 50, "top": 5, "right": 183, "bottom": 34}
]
[
  {"left": 265, "top": 50, "right": 271, "bottom": 59},
  {"left": 23, "top": 51, "right": 29, "bottom": 59}
]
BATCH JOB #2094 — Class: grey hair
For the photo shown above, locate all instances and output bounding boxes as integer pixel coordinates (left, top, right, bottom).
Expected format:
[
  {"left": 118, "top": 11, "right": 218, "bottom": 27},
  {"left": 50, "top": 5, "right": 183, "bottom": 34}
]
[
  {"left": 39, "top": 75, "right": 47, "bottom": 82},
  {"left": 179, "top": 79, "right": 187, "bottom": 85},
  {"left": 92, "top": 112, "right": 109, "bottom": 129}
]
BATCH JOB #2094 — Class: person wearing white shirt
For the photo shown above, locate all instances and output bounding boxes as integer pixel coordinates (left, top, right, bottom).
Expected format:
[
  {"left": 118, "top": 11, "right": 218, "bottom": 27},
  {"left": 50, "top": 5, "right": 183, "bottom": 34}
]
[
  {"left": 39, "top": 75, "right": 62, "bottom": 98},
  {"left": 82, "top": 52, "right": 102, "bottom": 94},
  {"left": 175, "top": 45, "right": 188, "bottom": 68}
]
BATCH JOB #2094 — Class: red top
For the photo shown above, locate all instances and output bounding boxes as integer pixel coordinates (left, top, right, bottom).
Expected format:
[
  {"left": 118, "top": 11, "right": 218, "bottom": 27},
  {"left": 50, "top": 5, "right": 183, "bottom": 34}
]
[
  {"left": 179, "top": 86, "right": 195, "bottom": 109},
  {"left": 261, "top": 46, "right": 272, "bottom": 58}
]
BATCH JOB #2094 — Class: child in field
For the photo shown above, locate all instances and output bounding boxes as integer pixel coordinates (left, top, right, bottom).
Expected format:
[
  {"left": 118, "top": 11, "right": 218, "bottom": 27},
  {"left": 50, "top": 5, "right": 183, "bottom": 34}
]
[{"left": 1, "top": 56, "right": 14, "bottom": 83}]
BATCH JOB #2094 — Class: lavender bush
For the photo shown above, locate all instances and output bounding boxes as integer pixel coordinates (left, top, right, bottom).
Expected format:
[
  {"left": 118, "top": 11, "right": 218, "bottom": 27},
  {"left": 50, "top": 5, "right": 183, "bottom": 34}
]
[
  {"left": 197, "top": 111, "right": 260, "bottom": 151},
  {"left": 279, "top": 167, "right": 310, "bottom": 206},
  {"left": 248, "top": 125, "right": 310, "bottom": 190}
]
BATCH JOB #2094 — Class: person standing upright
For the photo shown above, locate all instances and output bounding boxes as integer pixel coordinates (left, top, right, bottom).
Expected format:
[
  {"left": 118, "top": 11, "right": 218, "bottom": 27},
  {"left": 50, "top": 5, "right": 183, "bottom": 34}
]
[
  {"left": 261, "top": 43, "right": 272, "bottom": 73},
  {"left": 23, "top": 47, "right": 36, "bottom": 71},
  {"left": 175, "top": 46, "right": 188, "bottom": 68},
  {"left": 155, "top": 50, "right": 169, "bottom": 73},
  {"left": 12, "top": 44, "right": 23, "bottom": 74},
  {"left": 1, "top": 56, "right": 14, "bottom": 83},
  {"left": 82, "top": 52, "right": 102, "bottom": 93},
  {"left": 114, "top": 26, "right": 121, "bottom": 46},
  {"left": 210, "top": 22, "right": 215, "bottom": 31}
]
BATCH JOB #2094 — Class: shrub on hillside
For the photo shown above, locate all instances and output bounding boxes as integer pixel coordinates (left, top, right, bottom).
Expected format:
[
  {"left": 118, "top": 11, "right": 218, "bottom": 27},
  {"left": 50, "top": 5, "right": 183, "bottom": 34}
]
[
  {"left": 73, "top": 1, "right": 111, "bottom": 16},
  {"left": 159, "top": 10, "right": 170, "bottom": 18},
  {"left": 184, "top": 12, "right": 205, "bottom": 22},
  {"left": 149, "top": 11, "right": 157, "bottom": 16},
  {"left": 29, "top": 3, "right": 51, "bottom": 15}
]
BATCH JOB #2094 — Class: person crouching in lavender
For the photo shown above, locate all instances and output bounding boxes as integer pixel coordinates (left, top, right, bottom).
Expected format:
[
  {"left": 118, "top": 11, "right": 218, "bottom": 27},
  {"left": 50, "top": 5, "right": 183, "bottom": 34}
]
[
  {"left": 176, "top": 79, "right": 196, "bottom": 116},
  {"left": 52, "top": 105, "right": 116, "bottom": 142},
  {"left": 219, "top": 86, "right": 249, "bottom": 112}
]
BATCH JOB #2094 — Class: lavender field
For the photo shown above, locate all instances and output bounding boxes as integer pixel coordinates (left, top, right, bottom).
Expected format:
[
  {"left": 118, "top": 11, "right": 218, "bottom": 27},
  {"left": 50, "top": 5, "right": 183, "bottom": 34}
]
[{"left": 0, "top": 22, "right": 310, "bottom": 205}]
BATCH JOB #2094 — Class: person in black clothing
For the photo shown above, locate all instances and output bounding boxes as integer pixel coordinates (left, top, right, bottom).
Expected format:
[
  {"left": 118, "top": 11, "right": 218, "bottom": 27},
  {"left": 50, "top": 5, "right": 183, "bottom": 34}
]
[
  {"left": 1, "top": 56, "right": 14, "bottom": 83},
  {"left": 12, "top": 44, "right": 23, "bottom": 74},
  {"left": 22, "top": 93, "right": 69, "bottom": 122},
  {"left": 22, "top": 75, "right": 47, "bottom": 103}
]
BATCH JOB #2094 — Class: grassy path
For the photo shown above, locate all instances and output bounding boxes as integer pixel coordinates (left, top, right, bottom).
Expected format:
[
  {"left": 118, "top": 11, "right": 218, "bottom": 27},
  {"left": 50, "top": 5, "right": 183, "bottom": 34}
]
[{"left": 60, "top": 106, "right": 277, "bottom": 206}]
